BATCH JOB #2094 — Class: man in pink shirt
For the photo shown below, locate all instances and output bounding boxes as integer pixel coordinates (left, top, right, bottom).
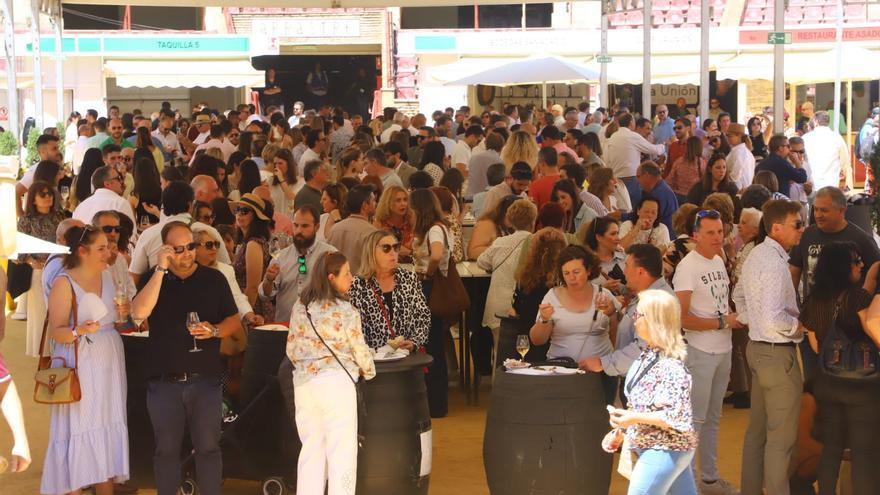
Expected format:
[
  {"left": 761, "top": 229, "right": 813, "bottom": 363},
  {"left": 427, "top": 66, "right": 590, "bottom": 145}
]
[{"left": 540, "top": 126, "right": 580, "bottom": 162}]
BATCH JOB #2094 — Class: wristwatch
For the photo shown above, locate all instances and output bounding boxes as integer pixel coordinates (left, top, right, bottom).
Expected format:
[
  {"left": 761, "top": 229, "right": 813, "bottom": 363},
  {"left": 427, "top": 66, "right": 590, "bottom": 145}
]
[
  {"left": 540, "top": 317, "right": 553, "bottom": 325},
  {"left": 210, "top": 324, "right": 220, "bottom": 338},
  {"left": 155, "top": 266, "right": 169, "bottom": 274}
]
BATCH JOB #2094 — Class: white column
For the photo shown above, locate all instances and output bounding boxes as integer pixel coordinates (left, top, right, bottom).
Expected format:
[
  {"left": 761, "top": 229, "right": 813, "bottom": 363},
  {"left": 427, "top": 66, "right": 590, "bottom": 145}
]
[
  {"left": 600, "top": 2, "right": 609, "bottom": 109},
  {"left": 642, "top": 0, "right": 651, "bottom": 117},
  {"left": 773, "top": 0, "right": 784, "bottom": 134},
  {"left": 0, "top": 0, "right": 19, "bottom": 139},
  {"left": 29, "top": 0, "right": 42, "bottom": 130},
  {"left": 52, "top": 7, "right": 63, "bottom": 125},
  {"left": 832, "top": 0, "right": 843, "bottom": 133},
  {"left": 699, "top": 0, "right": 710, "bottom": 121}
]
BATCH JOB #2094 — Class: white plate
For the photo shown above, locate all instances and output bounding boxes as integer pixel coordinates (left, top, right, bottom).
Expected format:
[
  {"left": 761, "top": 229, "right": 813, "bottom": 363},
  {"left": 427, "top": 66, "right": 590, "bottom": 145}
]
[
  {"left": 374, "top": 353, "right": 407, "bottom": 362},
  {"left": 254, "top": 324, "right": 288, "bottom": 331}
]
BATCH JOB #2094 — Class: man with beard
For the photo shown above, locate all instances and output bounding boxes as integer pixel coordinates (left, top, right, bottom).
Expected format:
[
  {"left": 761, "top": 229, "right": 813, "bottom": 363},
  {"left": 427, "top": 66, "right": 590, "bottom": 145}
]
[
  {"left": 131, "top": 221, "right": 240, "bottom": 495},
  {"left": 259, "top": 205, "right": 336, "bottom": 322}
]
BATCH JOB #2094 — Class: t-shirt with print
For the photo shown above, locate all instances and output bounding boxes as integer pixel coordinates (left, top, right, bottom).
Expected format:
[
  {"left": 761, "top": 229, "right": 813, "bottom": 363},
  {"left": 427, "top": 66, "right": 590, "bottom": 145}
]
[
  {"left": 672, "top": 250, "right": 732, "bottom": 354},
  {"left": 789, "top": 222, "right": 880, "bottom": 300}
]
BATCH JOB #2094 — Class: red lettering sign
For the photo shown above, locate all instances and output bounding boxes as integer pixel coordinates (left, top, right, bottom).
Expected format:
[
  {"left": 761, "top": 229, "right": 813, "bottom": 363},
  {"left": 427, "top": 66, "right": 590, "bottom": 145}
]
[{"left": 740, "top": 27, "right": 880, "bottom": 44}]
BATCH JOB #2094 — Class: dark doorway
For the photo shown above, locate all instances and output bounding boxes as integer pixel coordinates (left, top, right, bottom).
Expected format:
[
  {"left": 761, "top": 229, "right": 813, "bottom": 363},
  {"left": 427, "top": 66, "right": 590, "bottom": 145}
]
[{"left": 251, "top": 55, "right": 378, "bottom": 117}]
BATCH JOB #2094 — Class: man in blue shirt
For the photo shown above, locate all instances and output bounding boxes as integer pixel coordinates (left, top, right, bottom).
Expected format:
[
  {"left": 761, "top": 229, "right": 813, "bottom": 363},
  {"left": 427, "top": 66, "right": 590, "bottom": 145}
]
[
  {"left": 635, "top": 160, "right": 679, "bottom": 237},
  {"left": 755, "top": 135, "right": 808, "bottom": 198},
  {"left": 652, "top": 104, "right": 675, "bottom": 145}
]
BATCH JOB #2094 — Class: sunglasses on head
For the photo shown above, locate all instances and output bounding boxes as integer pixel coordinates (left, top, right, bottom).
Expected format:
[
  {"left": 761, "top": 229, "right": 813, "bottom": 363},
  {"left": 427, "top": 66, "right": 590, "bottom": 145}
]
[
  {"left": 694, "top": 209, "right": 721, "bottom": 229},
  {"left": 78, "top": 225, "right": 97, "bottom": 244},
  {"left": 297, "top": 255, "right": 307, "bottom": 275},
  {"left": 197, "top": 241, "right": 221, "bottom": 250},
  {"left": 171, "top": 242, "right": 198, "bottom": 254},
  {"left": 235, "top": 207, "right": 253, "bottom": 216},
  {"left": 100, "top": 225, "right": 122, "bottom": 234},
  {"left": 379, "top": 243, "right": 401, "bottom": 254}
]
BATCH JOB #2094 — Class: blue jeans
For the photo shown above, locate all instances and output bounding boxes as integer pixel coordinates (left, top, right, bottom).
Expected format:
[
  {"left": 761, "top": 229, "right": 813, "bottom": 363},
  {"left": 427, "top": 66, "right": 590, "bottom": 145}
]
[
  {"left": 628, "top": 448, "right": 697, "bottom": 495},
  {"left": 147, "top": 375, "right": 223, "bottom": 495}
]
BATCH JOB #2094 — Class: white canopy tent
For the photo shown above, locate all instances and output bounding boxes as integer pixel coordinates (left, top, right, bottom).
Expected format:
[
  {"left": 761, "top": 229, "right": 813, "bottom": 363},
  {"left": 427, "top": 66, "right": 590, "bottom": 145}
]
[
  {"left": 104, "top": 59, "right": 265, "bottom": 88},
  {"left": 715, "top": 46, "right": 880, "bottom": 84},
  {"left": 440, "top": 55, "right": 605, "bottom": 109}
]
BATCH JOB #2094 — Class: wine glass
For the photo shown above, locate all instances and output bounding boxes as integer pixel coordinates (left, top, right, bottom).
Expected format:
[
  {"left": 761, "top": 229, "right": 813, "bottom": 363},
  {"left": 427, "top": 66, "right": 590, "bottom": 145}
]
[
  {"left": 139, "top": 215, "right": 151, "bottom": 232},
  {"left": 516, "top": 335, "right": 530, "bottom": 361},
  {"left": 59, "top": 185, "right": 69, "bottom": 204},
  {"left": 187, "top": 311, "right": 203, "bottom": 353},
  {"left": 113, "top": 276, "right": 127, "bottom": 324}
]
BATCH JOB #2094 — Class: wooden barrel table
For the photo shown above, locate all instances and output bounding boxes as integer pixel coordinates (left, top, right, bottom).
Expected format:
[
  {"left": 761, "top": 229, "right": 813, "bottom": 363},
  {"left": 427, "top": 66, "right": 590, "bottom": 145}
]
[
  {"left": 357, "top": 352, "right": 434, "bottom": 494},
  {"left": 483, "top": 369, "right": 613, "bottom": 495}
]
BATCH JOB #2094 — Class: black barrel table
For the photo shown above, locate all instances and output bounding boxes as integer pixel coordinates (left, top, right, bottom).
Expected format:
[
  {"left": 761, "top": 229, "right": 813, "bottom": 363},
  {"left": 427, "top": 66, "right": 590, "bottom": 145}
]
[
  {"left": 357, "top": 352, "right": 434, "bottom": 494},
  {"left": 483, "top": 369, "right": 613, "bottom": 495}
]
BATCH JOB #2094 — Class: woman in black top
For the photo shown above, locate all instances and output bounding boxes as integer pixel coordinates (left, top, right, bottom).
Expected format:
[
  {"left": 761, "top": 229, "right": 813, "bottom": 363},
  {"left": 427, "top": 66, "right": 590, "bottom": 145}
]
[
  {"left": 685, "top": 153, "right": 739, "bottom": 207},
  {"left": 348, "top": 230, "right": 430, "bottom": 350},
  {"left": 747, "top": 116, "right": 771, "bottom": 159},
  {"left": 511, "top": 227, "right": 567, "bottom": 362},
  {"left": 131, "top": 155, "right": 162, "bottom": 225},
  {"left": 799, "top": 241, "right": 880, "bottom": 495}
]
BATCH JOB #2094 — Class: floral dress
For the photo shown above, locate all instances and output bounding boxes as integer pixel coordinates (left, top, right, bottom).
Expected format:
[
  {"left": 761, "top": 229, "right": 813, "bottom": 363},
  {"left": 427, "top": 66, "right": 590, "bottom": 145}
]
[{"left": 623, "top": 348, "right": 698, "bottom": 452}]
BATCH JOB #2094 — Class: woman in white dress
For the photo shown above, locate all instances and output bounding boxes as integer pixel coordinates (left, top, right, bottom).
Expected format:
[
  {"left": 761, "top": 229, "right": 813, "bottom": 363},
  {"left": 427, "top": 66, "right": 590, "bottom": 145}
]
[{"left": 42, "top": 224, "right": 129, "bottom": 495}]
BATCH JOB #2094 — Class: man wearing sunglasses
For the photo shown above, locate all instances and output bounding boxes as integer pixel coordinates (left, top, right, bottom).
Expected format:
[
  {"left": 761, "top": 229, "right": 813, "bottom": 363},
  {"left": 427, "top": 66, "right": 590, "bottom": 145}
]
[
  {"left": 754, "top": 135, "right": 808, "bottom": 198},
  {"left": 131, "top": 221, "right": 240, "bottom": 495},
  {"left": 260, "top": 205, "right": 336, "bottom": 323},
  {"left": 72, "top": 165, "right": 136, "bottom": 227},
  {"left": 733, "top": 199, "right": 807, "bottom": 495},
  {"left": 665, "top": 118, "right": 691, "bottom": 172},
  {"left": 672, "top": 209, "right": 743, "bottom": 494}
]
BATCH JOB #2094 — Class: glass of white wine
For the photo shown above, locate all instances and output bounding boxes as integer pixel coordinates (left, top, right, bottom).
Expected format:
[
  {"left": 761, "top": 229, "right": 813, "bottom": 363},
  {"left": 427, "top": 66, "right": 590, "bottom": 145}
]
[
  {"left": 113, "top": 276, "right": 127, "bottom": 324},
  {"left": 516, "top": 335, "right": 530, "bottom": 362},
  {"left": 59, "top": 185, "right": 69, "bottom": 205},
  {"left": 187, "top": 311, "right": 202, "bottom": 353},
  {"left": 139, "top": 215, "right": 151, "bottom": 232}
]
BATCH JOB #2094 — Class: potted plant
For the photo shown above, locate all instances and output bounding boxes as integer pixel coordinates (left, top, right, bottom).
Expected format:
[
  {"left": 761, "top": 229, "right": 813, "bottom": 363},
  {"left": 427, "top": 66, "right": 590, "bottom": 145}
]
[{"left": 0, "top": 129, "right": 20, "bottom": 180}]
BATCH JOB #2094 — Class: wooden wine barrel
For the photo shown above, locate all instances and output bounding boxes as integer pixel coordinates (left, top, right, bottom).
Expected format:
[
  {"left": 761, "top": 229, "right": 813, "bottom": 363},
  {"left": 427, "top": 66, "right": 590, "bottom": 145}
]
[
  {"left": 483, "top": 370, "right": 613, "bottom": 495},
  {"left": 357, "top": 352, "right": 434, "bottom": 494}
]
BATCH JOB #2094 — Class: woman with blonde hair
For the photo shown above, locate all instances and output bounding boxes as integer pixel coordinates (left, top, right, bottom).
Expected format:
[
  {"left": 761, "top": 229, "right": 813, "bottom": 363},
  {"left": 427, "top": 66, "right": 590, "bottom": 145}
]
[
  {"left": 604, "top": 289, "right": 697, "bottom": 495},
  {"left": 373, "top": 185, "right": 415, "bottom": 257},
  {"left": 500, "top": 130, "right": 539, "bottom": 170}
]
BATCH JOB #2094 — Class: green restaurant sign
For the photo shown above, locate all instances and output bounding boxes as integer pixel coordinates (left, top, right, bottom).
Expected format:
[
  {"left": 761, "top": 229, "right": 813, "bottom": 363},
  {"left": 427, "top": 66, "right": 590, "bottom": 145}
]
[{"left": 27, "top": 36, "right": 250, "bottom": 54}]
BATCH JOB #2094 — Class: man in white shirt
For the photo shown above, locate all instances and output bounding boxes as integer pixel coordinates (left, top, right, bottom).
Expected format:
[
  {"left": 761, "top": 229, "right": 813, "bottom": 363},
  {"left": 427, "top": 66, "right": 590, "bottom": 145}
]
[
  {"left": 604, "top": 113, "right": 667, "bottom": 210},
  {"left": 736, "top": 199, "right": 805, "bottom": 495},
  {"left": 451, "top": 125, "right": 484, "bottom": 178},
  {"left": 467, "top": 132, "right": 504, "bottom": 198},
  {"left": 673, "top": 210, "right": 743, "bottom": 494},
  {"left": 129, "top": 181, "right": 230, "bottom": 285},
  {"left": 152, "top": 109, "right": 183, "bottom": 163},
  {"left": 380, "top": 111, "right": 406, "bottom": 144},
  {"left": 72, "top": 165, "right": 136, "bottom": 225},
  {"left": 190, "top": 124, "right": 235, "bottom": 164},
  {"left": 287, "top": 101, "right": 304, "bottom": 128},
  {"left": 435, "top": 116, "right": 456, "bottom": 157},
  {"left": 725, "top": 123, "right": 756, "bottom": 191},
  {"left": 73, "top": 124, "right": 94, "bottom": 175},
  {"left": 16, "top": 134, "right": 62, "bottom": 216},
  {"left": 298, "top": 129, "right": 326, "bottom": 176},
  {"left": 191, "top": 114, "right": 212, "bottom": 146},
  {"left": 803, "top": 110, "right": 851, "bottom": 190}
]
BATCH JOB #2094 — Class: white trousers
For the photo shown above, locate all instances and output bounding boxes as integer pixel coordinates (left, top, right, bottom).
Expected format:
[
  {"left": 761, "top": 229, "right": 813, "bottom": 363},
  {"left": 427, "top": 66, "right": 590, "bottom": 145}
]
[
  {"left": 25, "top": 268, "right": 45, "bottom": 358},
  {"left": 294, "top": 370, "right": 358, "bottom": 495}
]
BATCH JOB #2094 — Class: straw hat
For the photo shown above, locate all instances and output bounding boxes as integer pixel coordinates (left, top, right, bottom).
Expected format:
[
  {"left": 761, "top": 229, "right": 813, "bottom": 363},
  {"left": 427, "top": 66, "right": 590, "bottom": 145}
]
[
  {"left": 727, "top": 123, "right": 746, "bottom": 135},
  {"left": 231, "top": 193, "right": 271, "bottom": 221},
  {"left": 194, "top": 114, "right": 212, "bottom": 125}
]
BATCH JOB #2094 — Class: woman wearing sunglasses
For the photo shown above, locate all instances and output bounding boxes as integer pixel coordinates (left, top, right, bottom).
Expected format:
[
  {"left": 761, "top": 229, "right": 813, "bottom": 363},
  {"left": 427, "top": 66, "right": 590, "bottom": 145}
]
[
  {"left": 348, "top": 229, "right": 430, "bottom": 351},
  {"left": 192, "top": 226, "right": 262, "bottom": 352},
  {"left": 17, "top": 180, "right": 65, "bottom": 357},
  {"left": 604, "top": 289, "right": 697, "bottom": 495},
  {"left": 231, "top": 193, "right": 275, "bottom": 321}
]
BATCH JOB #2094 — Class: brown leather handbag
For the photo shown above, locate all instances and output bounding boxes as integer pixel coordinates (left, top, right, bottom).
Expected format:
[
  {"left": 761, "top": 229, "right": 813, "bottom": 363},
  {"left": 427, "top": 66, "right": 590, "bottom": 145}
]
[
  {"left": 427, "top": 226, "right": 470, "bottom": 318},
  {"left": 34, "top": 280, "right": 82, "bottom": 405}
]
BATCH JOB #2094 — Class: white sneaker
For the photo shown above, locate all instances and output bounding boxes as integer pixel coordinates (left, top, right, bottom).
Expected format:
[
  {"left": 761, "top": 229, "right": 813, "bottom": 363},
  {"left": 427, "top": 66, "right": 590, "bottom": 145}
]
[{"left": 700, "top": 478, "right": 740, "bottom": 495}]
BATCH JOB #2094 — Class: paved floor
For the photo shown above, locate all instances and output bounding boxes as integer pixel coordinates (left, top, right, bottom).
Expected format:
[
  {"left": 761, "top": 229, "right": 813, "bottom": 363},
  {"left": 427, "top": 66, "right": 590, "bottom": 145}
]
[{"left": 0, "top": 315, "right": 749, "bottom": 494}]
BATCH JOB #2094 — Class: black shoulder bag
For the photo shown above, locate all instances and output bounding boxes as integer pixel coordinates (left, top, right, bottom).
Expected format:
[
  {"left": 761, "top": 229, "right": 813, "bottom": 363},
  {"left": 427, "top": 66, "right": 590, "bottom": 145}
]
[{"left": 304, "top": 305, "right": 368, "bottom": 448}]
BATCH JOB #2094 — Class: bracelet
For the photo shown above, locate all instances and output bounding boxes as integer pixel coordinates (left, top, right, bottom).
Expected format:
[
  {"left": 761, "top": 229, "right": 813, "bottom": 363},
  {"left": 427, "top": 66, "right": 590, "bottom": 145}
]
[
  {"left": 155, "top": 266, "right": 169, "bottom": 274},
  {"left": 540, "top": 318, "right": 553, "bottom": 325}
]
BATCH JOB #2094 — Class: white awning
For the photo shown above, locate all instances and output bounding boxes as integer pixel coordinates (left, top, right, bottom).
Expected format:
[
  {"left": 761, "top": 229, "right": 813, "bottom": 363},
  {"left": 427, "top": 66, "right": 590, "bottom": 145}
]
[
  {"left": 587, "top": 53, "right": 739, "bottom": 85},
  {"left": 104, "top": 60, "right": 264, "bottom": 89},
  {"left": 715, "top": 47, "right": 880, "bottom": 83}
]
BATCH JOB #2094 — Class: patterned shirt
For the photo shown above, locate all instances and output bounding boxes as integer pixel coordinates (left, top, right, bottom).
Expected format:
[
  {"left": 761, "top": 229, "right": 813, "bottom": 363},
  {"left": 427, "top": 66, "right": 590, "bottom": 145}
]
[
  {"left": 624, "top": 349, "right": 698, "bottom": 452},
  {"left": 287, "top": 299, "right": 376, "bottom": 387}
]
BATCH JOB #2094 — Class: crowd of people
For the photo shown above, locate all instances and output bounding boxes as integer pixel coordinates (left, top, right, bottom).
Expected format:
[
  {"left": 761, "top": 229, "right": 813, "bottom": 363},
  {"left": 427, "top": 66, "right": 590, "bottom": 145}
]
[{"left": 2, "top": 96, "right": 880, "bottom": 495}]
